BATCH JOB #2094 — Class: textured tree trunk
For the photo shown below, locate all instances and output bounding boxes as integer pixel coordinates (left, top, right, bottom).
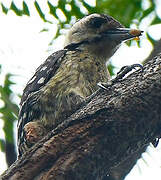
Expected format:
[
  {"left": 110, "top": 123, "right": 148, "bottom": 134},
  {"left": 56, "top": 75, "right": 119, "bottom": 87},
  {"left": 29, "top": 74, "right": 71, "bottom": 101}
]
[{"left": 1, "top": 54, "right": 161, "bottom": 180}]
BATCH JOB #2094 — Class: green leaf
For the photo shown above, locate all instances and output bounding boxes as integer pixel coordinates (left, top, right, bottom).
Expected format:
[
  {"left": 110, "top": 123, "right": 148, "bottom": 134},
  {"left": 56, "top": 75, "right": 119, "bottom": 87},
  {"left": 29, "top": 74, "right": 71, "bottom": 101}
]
[
  {"left": 58, "top": 1, "right": 71, "bottom": 23},
  {"left": 10, "top": 1, "right": 22, "bottom": 16},
  {"left": 70, "top": 0, "right": 84, "bottom": 19},
  {"left": 0, "top": 74, "right": 19, "bottom": 116},
  {"left": 48, "top": 1, "right": 59, "bottom": 19},
  {"left": 146, "top": 32, "right": 156, "bottom": 45},
  {"left": 81, "top": 1, "right": 97, "bottom": 13},
  {"left": 108, "top": 63, "right": 115, "bottom": 76},
  {"left": 151, "top": 16, "right": 161, "bottom": 25},
  {"left": 141, "top": 6, "right": 154, "bottom": 20},
  {"left": 40, "top": 28, "right": 49, "bottom": 33},
  {"left": 0, "top": 139, "right": 5, "bottom": 152},
  {"left": 34, "top": 1, "right": 47, "bottom": 22},
  {"left": 1, "top": 3, "right": 8, "bottom": 14},
  {"left": 0, "top": 72, "right": 19, "bottom": 144},
  {"left": 58, "top": 0, "right": 66, "bottom": 11},
  {"left": 23, "top": 1, "right": 30, "bottom": 16}
]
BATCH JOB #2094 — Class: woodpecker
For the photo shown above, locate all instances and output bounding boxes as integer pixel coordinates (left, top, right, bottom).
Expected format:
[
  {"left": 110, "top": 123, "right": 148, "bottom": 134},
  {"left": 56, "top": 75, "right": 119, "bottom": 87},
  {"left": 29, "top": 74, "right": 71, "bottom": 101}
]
[{"left": 17, "top": 13, "right": 143, "bottom": 156}]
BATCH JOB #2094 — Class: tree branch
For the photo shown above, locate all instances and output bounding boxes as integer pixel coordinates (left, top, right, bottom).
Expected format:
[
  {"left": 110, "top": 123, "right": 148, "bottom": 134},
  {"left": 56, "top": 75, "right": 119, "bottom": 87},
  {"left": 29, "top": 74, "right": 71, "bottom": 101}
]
[{"left": 1, "top": 54, "right": 161, "bottom": 180}]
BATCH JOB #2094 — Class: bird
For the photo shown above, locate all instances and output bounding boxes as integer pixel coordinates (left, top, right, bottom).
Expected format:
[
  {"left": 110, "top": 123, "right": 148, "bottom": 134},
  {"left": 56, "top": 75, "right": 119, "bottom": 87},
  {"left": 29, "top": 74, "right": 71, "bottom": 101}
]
[{"left": 17, "top": 13, "right": 143, "bottom": 156}]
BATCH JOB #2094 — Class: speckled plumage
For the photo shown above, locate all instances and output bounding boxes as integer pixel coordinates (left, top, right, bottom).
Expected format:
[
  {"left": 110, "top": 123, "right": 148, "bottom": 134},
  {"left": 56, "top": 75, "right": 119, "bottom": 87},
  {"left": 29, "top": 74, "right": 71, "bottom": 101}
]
[{"left": 17, "top": 13, "right": 142, "bottom": 156}]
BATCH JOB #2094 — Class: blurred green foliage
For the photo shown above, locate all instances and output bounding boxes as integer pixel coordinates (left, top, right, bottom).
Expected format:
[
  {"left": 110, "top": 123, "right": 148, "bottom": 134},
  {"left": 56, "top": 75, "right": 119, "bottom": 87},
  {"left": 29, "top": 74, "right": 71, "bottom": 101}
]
[
  {"left": 1, "top": 0, "right": 160, "bottom": 42},
  {"left": 0, "top": 65, "right": 19, "bottom": 165},
  {"left": 0, "top": 0, "right": 160, "bottom": 167},
  {"left": 0, "top": 73, "right": 19, "bottom": 143}
]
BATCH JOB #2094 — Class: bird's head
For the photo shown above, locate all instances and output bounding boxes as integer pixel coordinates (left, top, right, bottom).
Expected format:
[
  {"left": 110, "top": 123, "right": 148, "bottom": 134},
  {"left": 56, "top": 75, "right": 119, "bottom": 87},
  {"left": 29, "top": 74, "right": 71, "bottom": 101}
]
[{"left": 65, "top": 13, "right": 143, "bottom": 61}]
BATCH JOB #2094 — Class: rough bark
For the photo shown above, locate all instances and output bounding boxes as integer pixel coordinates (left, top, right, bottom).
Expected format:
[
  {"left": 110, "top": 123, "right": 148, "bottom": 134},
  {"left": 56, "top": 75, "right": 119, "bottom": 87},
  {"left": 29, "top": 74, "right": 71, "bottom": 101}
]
[
  {"left": 1, "top": 54, "right": 161, "bottom": 180},
  {"left": 103, "top": 145, "right": 147, "bottom": 180},
  {"left": 110, "top": 38, "right": 161, "bottom": 180}
]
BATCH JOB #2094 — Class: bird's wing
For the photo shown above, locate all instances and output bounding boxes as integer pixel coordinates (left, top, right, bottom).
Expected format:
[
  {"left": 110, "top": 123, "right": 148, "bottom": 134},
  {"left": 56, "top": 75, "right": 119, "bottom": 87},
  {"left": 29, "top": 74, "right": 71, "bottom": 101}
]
[
  {"left": 20, "top": 49, "right": 67, "bottom": 106},
  {"left": 17, "top": 49, "right": 67, "bottom": 148}
]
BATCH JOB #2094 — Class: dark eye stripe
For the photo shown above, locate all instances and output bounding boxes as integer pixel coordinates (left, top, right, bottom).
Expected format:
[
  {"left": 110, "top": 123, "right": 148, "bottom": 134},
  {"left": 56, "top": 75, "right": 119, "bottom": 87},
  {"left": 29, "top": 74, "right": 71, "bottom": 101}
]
[{"left": 89, "top": 17, "right": 106, "bottom": 28}]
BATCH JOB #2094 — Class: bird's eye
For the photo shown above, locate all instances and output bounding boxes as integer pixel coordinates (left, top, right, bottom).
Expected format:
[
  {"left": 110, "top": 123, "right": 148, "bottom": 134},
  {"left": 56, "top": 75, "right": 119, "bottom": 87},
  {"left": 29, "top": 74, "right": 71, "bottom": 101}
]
[{"left": 89, "top": 17, "right": 106, "bottom": 28}]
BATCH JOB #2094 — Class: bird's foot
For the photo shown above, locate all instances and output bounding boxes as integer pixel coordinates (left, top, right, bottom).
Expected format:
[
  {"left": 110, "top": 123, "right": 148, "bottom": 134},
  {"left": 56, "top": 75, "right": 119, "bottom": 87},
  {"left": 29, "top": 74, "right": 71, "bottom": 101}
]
[
  {"left": 152, "top": 138, "right": 160, "bottom": 148},
  {"left": 24, "top": 121, "right": 47, "bottom": 145},
  {"left": 98, "top": 64, "right": 143, "bottom": 90}
]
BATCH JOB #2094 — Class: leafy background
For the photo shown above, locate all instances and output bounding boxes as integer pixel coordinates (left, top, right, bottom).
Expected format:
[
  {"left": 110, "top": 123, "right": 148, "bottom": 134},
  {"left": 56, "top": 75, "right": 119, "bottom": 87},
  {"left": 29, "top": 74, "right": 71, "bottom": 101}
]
[{"left": 0, "top": 0, "right": 161, "bottom": 179}]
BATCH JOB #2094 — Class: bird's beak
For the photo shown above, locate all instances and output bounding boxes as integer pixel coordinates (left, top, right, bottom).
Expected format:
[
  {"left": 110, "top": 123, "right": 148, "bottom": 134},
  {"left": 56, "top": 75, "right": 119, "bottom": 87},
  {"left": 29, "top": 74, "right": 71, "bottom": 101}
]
[{"left": 104, "top": 28, "right": 143, "bottom": 42}]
